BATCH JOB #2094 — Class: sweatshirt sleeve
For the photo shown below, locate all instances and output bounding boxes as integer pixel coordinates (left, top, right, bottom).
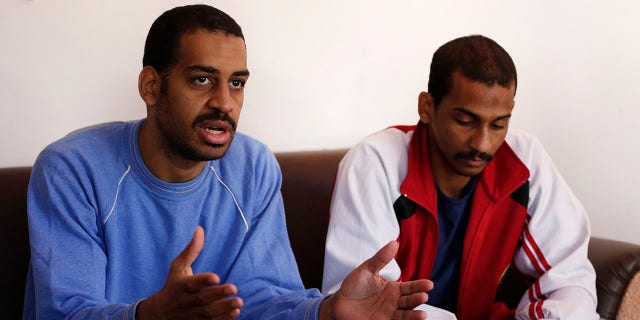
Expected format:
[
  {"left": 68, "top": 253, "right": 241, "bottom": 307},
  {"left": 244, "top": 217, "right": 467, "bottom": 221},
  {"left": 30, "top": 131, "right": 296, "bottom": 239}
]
[
  {"left": 220, "top": 149, "right": 326, "bottom": 320},
  {"left": 508, "top": 132, "right": 599, "bottom": 320},
  {"left": 24, "top": 148, "right": 138, "bottom": 319}
]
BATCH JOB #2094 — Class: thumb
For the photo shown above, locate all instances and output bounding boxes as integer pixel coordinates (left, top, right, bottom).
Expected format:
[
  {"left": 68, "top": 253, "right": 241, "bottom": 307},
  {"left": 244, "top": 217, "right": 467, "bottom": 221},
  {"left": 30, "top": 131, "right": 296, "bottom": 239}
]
[
  {"left": 170, "top": 226, "right": 205, "bottom": 274},
  {"left": 361, "top": 240, "right": 398, "bottom": 274}
]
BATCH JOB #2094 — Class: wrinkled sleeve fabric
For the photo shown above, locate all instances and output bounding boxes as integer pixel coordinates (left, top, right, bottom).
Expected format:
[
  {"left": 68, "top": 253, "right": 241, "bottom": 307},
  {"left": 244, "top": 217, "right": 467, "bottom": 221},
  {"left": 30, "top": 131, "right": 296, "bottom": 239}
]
[
  {"left": 322, "top": 131, "right": 405, "bottom": 294},
  {"left": 508, "top": 131, "right": 599, "bottom": 320},
  {"left": 220, "top": 149, "right": 326, "bottom": 320},
  {"left": 25, "top": 149, "right": 138, "bottom": 319}
]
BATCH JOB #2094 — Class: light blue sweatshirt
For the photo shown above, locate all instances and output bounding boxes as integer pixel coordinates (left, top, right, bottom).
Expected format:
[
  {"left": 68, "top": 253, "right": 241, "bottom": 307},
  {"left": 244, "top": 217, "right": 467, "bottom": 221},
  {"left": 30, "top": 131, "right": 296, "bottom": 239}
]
[{"left": 24, "top": 120, "right": 324, "bottom": 319}]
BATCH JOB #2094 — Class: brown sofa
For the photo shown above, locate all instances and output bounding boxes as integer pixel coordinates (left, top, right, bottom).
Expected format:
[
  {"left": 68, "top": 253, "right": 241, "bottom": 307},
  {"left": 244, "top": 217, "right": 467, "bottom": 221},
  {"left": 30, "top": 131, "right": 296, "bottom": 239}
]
[{"left": 2, "top": 149, "right": 640, "bottom": 319}]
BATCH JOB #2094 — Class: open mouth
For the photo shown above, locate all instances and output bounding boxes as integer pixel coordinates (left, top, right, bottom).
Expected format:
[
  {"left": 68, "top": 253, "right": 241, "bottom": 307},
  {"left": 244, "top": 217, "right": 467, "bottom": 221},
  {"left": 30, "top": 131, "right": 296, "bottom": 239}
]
[
  {"left": 204, "top": 127, "right": 226, "bottom": 134},
  {"left": 198, "top": 123, "right": 232, "bottom": 145}
]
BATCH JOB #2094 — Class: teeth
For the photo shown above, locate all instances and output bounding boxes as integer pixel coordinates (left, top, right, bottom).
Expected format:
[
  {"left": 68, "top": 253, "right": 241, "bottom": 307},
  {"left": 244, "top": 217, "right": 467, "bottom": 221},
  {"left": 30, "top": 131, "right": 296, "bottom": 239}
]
[{"left": 205, "top": 128, "right": 224, "bottom": 134}]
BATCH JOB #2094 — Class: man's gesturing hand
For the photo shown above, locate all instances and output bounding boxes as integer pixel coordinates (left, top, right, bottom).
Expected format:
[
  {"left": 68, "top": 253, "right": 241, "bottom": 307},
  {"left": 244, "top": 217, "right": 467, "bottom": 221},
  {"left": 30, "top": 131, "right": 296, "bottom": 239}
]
[
  {"left": 137, "top": 226, "right": 243, "bottom": 320},
  {"left": 320, "top": 241, "right": 434, "bottom": 320}
]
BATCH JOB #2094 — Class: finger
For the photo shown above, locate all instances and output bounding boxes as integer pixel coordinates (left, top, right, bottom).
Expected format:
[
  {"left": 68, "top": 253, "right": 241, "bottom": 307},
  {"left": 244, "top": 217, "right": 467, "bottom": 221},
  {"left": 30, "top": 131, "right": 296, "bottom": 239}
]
[
  {"left": 229, "top": 307, "right": 241, "bottom": 319},
  {"left": 171, "top": 226, "right": 205, "bottom": 273},
  {"left": 181, "top": 272, "right": 221, "bottom": 293},
  {"left": 198, "top": 283, "right": 238, "bottom": 303},
  {"left": 399, "top": 279, "right": 434, "bottom": 296},
  {"left": 192, "top": 296, "right": 243, "bottom": 319},
  {"left": 397, "top": 292, "right": 428, "bottom": 310},
  {"left": 392, "top": 309, "right": 426, "bottom": 320},
  {"left": 360, "top": 240, "right": 399, "bottom": 274},
  {"left": 215, "top": 297, "right": 242, "bottom": 320}
]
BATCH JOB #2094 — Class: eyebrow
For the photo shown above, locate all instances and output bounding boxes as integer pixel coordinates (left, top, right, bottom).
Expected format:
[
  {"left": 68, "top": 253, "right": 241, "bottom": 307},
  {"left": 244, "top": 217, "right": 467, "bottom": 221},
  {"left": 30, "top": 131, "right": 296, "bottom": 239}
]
[
  {"left": 186, "top": 65, "right": 250, "bottom": 77},
  {"left": 454, "top": 107, "right": 512, "bottom": 121}
]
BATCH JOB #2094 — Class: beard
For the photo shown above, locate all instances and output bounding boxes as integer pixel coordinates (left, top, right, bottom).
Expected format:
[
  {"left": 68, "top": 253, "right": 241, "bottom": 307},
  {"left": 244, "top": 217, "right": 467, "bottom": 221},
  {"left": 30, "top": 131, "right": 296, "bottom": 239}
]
[{"left": 154, "top": 105, "right": 237, "bottom": 163}]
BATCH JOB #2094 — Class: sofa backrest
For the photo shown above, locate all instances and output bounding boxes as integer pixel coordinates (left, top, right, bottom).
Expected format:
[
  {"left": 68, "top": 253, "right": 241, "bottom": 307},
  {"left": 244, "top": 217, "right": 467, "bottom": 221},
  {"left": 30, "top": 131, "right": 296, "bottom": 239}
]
[
  {"left": 275, "top": 149, "right": 347, "bottom": 289},
  {"left": 4, "top": 149, "right": 639, "bottom": 319},
  {"left": 0, "top": 167, "right": 31, "bottom": 319}
]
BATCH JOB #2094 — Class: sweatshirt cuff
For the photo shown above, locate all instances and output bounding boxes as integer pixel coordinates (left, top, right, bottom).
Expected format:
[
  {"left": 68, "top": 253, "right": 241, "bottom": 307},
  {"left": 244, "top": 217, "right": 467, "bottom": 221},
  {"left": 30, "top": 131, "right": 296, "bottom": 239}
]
[
  {"left": 130, "top": 298, "right": 146, "bottom": 320},
  {"left": 297, "top": 295, "right": 328, "bottom": 320}
]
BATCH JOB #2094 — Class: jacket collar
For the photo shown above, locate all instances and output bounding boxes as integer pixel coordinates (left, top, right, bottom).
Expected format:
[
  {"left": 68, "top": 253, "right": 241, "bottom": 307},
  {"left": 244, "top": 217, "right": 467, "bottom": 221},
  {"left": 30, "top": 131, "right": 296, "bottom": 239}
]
[{"left": 400, "top": 122, "right": 530, "bottom": 213}]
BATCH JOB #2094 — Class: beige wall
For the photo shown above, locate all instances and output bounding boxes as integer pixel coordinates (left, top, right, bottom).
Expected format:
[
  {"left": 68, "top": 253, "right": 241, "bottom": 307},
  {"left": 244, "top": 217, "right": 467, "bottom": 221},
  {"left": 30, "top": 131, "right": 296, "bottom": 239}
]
[{"left": 1, "top": 0, "right": 638, "bottom": 244}]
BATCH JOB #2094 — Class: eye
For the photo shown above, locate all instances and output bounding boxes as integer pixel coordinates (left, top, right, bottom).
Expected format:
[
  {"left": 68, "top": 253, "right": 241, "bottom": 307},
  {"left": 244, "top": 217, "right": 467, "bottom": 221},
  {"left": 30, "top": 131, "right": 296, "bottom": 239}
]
[
  {"left": 193, "top": 76, "right": 211, "bottom": 85},
  {"left": 490, "top": 120, "right": 509, "bottom": 130},
  {"left": 229, "top": 79, "right": 245, "bottom": 89},
  {"left": 455, "top": 119, "right": 472, "bottom": 126}
]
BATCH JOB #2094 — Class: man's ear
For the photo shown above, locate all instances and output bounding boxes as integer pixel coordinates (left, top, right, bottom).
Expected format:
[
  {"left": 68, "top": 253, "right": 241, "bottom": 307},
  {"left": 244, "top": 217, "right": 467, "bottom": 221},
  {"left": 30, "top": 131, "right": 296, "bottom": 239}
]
[
  {"left": 418, "top": 91, "right": 434, "bottom": 124},
  {"left": 138, "top": 66, "right": 161, "bottom": 107}
]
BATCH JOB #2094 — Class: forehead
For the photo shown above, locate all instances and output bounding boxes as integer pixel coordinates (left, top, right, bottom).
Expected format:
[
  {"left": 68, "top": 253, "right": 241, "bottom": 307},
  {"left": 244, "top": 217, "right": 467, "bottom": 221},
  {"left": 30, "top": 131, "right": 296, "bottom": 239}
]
[
  {"left": 443, "top": 72, "right": 515, "bottom": 115},
  {"left": 174, "top": 29, "right": 247, "bottom": 72}
]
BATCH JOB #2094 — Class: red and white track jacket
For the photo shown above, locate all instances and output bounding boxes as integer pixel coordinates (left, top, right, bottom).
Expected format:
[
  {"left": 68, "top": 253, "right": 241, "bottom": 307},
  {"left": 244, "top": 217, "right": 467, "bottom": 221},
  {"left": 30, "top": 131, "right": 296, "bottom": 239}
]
[{"left": 322, "top": 123, "right": 598, "bottom": 320}]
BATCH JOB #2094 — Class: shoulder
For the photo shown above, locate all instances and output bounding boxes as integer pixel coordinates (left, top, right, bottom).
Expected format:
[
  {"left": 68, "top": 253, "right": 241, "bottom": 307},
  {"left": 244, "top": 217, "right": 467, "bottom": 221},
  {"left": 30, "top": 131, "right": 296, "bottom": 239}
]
[
  {"left": 346, "top": 126, "right": 414, "bottom": 162},
  {"left": 44, "top": 121, "right": 129, "bottom": 155},
  {"left": 504, "top": 128, "right": 565, "bottom": 191},
  {"left": 360, "top": 126, "right": 414, "bottom": 150},
  {"left": 227, "top": 132, "right": 270, "bottom": 152},
  {"left": 61, "top": 121, "right": 129, "bottom": 143},
  {"left": 335, "top": 126, "right": 415, "bottom": 189},
  {"left": 35, "top": 121, "right": 132, "bottom": 175},
  {"left": 29, "top": 122, "right": 135, "bottom": 211},
  {"left": 224, "top": 132, "right": 274, "bottom": 164},
  {"left": 505, "top": 128, "right": 548, "bottom": 167},
  {"left": 217, "top": 132, "right": 279, "bottom": 181},
  {"left": 212, "top": 132, "right": 282, "bottom": 208}
]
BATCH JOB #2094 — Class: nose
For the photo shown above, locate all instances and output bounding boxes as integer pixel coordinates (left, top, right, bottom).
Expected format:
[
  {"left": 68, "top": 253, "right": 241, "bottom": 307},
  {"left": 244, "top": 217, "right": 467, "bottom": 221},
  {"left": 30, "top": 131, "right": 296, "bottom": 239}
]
[
  {"left": 469, "top": 127, "right": 492, "bottom": 154},
  {"left": 208, "top": 84, "right": 233, "bottom": 113}
]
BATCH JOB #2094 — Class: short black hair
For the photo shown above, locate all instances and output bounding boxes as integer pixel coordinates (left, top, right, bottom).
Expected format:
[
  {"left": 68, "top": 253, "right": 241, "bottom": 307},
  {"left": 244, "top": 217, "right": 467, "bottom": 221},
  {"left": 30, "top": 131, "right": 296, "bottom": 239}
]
[
  {"left": 428, "top": 35, "right": 517, "bottom": 107},
  {"left": 142, "top": 4, "right": 244, "bottom": 76}
]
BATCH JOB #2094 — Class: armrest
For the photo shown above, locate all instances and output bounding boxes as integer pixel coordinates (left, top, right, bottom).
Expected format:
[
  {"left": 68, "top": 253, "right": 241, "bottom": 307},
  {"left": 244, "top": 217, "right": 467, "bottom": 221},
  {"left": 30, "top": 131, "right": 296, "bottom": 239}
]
[{"left": 588, "top": 237, "right": 640, "bottom": 319}]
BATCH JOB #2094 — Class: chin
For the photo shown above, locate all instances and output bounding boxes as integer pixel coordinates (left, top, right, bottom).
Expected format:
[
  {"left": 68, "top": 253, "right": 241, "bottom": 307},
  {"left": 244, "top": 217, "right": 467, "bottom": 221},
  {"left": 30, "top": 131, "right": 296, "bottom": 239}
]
[
  {"left": 204, "top": 144, "right": 232, "bottom": 160},
  {"left": 181, "top": 144, "right": 231, "bottom": 162},
  {"left": 456, "top": 167, "right": 486, "bottom": 178},
  {"left": 197, "top": 150, "right": 229, "bottom": 161}
]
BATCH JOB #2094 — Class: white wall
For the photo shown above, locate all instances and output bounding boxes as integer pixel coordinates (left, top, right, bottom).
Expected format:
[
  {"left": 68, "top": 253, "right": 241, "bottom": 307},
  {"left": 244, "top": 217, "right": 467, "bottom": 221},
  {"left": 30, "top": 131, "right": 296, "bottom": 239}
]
[{"left": 1, "top": 0, "right": 638, "bottom": 244}]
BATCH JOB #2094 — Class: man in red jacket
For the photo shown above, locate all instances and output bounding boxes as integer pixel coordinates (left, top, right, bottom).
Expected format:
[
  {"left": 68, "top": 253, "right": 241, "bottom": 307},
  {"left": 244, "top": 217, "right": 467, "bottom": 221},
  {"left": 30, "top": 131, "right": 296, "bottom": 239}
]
[{"left": 322, "top": 35, "right": 598, "bottom": 319}]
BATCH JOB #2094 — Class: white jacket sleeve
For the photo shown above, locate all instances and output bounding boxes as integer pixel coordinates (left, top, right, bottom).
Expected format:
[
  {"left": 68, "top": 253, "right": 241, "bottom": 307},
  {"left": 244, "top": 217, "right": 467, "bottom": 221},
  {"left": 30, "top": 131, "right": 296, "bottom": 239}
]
[
  {"left": 322, "top": 131, "right": 409, "bottom": 294},
  {"left": 507, "top": 131, "right": 599, "bottom": 320}
]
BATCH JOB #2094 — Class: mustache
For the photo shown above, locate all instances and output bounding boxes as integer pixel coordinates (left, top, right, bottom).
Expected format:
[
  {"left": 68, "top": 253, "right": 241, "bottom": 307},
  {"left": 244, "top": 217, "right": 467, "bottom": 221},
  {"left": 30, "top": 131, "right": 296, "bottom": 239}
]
[
  {"left": 455, "top": 150, "right": 493, "bottom": 162},
  {"left": 193, "top": 110, "right": 237, "bottom": 130}
]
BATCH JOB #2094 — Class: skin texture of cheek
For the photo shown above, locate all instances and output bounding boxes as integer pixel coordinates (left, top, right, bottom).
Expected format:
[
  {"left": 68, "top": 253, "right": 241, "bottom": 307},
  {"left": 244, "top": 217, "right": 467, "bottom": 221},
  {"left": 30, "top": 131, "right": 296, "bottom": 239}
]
[{"left": 153, "top": 94, "right": 228, "bottom": 162}]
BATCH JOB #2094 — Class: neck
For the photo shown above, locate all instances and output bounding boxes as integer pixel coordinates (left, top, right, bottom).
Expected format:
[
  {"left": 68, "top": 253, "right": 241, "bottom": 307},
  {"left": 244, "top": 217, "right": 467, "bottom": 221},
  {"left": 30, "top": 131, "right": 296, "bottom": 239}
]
[{"left": 432, "top": 165, "right": 471, "bottom": 199}]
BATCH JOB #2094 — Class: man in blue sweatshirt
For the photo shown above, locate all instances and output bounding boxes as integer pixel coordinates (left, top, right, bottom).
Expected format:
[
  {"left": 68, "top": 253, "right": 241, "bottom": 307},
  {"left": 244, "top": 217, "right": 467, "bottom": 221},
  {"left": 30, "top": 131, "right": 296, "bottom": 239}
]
[{"left": 23, "top": 4, "right": 432, "bottom": 320}]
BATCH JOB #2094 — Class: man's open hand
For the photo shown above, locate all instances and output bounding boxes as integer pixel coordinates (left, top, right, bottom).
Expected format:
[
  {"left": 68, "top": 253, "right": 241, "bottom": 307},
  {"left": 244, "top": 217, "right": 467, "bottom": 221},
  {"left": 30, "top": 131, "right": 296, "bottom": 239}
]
[
  {"left": 321, "top": 241, "right": 434, "bottom": 320},
  {"left": 136, "top": 226, "right": 243, "bottom": 320}
]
